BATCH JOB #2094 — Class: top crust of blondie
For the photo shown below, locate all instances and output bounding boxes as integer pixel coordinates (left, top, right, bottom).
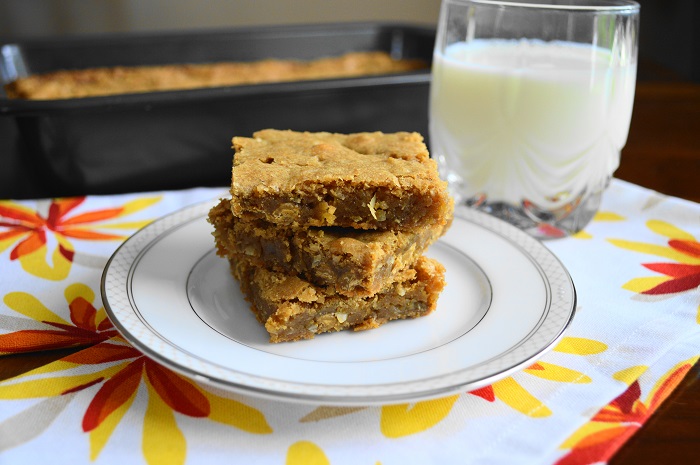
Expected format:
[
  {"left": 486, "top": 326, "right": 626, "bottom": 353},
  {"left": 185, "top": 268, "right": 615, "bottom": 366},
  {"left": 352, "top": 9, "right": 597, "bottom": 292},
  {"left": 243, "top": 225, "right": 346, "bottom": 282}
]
[
  {"left": 230, "top": 129, "right": 452, "bottom": 230},
  {"left": 5, "top": 52, "right": 426, "bottom": 100}
]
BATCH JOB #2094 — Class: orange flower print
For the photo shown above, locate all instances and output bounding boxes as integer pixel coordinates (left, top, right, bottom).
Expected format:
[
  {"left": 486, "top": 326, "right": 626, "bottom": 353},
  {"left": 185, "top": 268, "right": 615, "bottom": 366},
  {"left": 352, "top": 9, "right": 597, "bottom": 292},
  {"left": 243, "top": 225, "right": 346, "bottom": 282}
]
[
  {"left": 609, "top": 220, "right": 700, "bottom": 321},
  {"left": 609, "top": 220, "right": 700, "bottom": 295},
  {"left": 637, "top": 238, "right": 700, "bottom": 295},
  {"left": 468, "top": 337, "right": 608, "bottom": 417},
  {"left": 303, "top": 336, "right": 608, "bottom": 434},
  {"left": 0, "top": 284, "right": 117, "bottom": 354},
  {"left": 0, "top": 196, "right": 159, "bottom": 280},
  {"left": 556, "top": 357, "right": 698, "bottom": 465},
  {"left": 66, "top": 341, "right": 271, "bottom": 460},
  {"left": 0, "top": 284, "right": 272, "bottom": 463}
]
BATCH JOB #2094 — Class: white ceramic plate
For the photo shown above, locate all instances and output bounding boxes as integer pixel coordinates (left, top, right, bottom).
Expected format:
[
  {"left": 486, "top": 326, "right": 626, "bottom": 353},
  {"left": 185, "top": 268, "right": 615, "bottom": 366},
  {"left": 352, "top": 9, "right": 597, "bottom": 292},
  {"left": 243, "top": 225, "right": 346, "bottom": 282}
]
[{"left": 102, "top": 199, "right": 576, "bottom": 405}]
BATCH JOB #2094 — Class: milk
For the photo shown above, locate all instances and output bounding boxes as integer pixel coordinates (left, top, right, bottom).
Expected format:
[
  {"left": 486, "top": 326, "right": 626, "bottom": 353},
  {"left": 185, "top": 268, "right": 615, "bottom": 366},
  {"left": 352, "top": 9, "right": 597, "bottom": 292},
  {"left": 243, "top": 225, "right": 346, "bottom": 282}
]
[{"left": 429, "top": 39, "right": 637, "bottom": 208}]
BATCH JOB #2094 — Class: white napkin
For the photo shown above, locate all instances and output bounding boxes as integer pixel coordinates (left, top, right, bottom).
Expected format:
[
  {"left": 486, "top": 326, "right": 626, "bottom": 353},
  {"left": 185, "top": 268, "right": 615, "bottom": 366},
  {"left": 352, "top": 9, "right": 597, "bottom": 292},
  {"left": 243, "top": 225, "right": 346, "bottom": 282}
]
[{"left": 1, "top": 180, "right": 698, "bottom": 465}]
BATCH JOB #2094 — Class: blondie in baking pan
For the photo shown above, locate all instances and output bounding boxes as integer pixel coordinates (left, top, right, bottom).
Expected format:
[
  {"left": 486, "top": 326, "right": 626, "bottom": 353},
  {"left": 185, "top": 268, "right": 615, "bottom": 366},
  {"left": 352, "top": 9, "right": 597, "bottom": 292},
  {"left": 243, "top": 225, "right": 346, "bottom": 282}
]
[{"left": 0, "top": 23, "right": 434, "bottom": 198}]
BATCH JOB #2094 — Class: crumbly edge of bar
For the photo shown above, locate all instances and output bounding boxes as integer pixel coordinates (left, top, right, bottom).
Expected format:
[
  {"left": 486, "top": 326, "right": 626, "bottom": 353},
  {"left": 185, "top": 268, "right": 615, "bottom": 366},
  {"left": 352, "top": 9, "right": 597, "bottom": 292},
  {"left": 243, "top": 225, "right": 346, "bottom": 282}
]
[
  {"left": 209, "top": 198, "right": 292, "bottom": 265},
  {"left": 229, "top": 255, "right": 446, "bottom": 343},
  {"left": 208, "top": 198, "right": 449, "bottom": 296},
  {"left": 231, "top": 183, "right": 453, "bottom": 230}
]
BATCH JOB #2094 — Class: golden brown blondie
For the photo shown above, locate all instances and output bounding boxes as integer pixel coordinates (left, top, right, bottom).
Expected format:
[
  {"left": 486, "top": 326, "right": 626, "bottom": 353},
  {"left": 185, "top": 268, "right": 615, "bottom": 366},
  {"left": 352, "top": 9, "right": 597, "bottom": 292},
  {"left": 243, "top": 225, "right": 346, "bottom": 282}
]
[
  {"left": 5, "top": 52, "right": 426, "bottom": 100},
  {"left": 231, "top": 255, "right": 446, "bottom": 343},
  {"left": 209, "top": 198, "right": 449, "bottom": 297},
  {"left": 230, "top": 129, "right": 452, "bottom": 230}
]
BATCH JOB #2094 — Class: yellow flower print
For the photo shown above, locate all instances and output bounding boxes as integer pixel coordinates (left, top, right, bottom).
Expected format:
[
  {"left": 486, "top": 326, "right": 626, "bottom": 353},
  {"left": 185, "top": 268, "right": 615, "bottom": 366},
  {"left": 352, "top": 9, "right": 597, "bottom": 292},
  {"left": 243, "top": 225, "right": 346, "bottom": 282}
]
[{"left": 0, "top": 196, "right": 159, "bottom": 280}]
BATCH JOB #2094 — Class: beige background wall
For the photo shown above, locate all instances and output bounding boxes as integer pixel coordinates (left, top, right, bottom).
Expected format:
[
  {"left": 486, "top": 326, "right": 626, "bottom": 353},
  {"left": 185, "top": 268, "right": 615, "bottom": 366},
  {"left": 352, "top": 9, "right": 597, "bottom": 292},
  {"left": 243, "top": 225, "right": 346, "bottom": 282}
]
[{"left": 0, "top": 0, "right": 442, "bottom": 39}]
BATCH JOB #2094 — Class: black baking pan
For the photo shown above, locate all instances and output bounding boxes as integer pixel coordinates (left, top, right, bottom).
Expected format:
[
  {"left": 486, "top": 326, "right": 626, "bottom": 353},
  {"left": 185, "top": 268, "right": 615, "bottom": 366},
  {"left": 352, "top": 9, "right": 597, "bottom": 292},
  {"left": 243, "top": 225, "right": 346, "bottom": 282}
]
[{"left": 0, "top": 22, "right": 435, "bottom": 199}]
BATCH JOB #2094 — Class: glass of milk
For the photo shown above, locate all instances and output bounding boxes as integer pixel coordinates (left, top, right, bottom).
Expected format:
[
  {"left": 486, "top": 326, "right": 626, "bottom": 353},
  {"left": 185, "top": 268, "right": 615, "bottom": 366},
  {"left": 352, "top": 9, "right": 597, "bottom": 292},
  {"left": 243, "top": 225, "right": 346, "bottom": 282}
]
[{"left": 430, "top": 0, "right": 640, "bottom": 238}]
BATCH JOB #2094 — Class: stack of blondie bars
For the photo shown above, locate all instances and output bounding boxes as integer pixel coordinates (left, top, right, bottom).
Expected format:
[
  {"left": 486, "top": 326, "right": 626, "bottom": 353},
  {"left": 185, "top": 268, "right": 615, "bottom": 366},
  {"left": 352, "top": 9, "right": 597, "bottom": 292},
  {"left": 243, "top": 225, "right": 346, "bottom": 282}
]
[{"left": 208, "top": 129, "right": 453, "bottom": 342}]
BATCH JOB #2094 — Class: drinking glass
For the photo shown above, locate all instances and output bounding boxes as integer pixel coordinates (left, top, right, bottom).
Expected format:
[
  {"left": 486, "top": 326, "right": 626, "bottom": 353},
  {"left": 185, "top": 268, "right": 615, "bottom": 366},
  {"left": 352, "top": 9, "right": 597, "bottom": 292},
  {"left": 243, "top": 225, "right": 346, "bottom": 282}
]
[{"left": 429, "top": 0, "right": 640, "bottom": 238}]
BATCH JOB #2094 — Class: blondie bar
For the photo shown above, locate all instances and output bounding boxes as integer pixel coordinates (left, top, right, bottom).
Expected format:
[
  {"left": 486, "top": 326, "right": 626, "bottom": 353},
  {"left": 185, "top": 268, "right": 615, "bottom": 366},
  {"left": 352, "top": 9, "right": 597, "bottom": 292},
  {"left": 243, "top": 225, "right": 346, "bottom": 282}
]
[
  {"left": 209, "top": 198, "right": 449, "bottom": 297},
  {"left": 229, "top": 129, "right": 452, "bottom": 230},
  {"left": 5, "top": 52, "right": 426, "bottom": 100},
  {"left": 230, "top": 255, "right": 446, "bottom": 343}
]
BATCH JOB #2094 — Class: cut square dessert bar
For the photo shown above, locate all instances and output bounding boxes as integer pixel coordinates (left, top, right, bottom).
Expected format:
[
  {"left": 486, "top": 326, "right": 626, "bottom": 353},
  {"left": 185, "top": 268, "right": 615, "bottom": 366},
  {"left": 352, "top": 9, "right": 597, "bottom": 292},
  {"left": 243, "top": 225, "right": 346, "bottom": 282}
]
[
  {"left": 229, "top": 129, "right": 452, "bottom": 230},
  {"left": 230, "top": 255, "right": 446, "bottom": 343},
  {"left": 209, "top": 198, "right": 450, "bottom": 297}
]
